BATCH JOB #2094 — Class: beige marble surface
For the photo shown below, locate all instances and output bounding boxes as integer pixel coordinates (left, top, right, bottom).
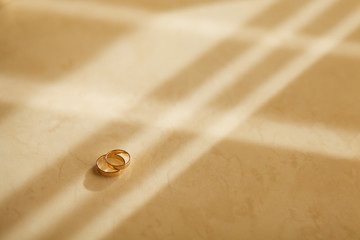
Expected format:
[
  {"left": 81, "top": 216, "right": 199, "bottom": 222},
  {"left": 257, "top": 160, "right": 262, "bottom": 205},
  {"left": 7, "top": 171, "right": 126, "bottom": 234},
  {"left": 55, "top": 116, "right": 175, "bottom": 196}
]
[{"left": 1, "top": 0, "right": 360, "bottom": 239}]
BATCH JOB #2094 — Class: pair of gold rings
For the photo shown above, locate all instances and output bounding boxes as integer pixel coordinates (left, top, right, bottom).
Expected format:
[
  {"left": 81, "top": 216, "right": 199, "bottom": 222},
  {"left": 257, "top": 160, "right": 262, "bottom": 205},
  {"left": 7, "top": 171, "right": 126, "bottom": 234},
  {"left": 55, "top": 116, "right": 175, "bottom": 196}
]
[{"left": 96, "top": 149, "right": 131, "bottom": 177}]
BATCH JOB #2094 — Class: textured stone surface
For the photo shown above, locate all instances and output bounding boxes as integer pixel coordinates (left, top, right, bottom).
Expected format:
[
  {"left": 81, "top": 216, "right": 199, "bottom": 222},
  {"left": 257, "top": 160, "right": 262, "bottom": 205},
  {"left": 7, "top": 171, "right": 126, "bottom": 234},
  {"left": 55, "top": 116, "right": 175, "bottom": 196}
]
[{"left": 0, "top": 0, "right": 360, "bottom": 239}]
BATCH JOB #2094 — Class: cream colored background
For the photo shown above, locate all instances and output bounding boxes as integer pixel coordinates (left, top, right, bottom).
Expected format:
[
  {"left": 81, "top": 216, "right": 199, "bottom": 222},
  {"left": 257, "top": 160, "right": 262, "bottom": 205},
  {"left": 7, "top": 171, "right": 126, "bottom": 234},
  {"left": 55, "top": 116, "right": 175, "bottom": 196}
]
[{"left": 1, "top": 0, "right": 360, "bottom": 239}]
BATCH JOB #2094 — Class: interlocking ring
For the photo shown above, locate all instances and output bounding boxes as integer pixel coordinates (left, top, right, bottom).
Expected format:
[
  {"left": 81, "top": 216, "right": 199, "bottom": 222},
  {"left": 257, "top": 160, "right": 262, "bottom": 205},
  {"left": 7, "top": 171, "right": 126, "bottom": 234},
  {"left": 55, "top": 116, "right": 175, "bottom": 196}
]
[
  {"left": 95, "top": 149, "right": 131, "bottom": 177},
  {"left": 105, "top": 149, "right": 131, "bottom": 170}
]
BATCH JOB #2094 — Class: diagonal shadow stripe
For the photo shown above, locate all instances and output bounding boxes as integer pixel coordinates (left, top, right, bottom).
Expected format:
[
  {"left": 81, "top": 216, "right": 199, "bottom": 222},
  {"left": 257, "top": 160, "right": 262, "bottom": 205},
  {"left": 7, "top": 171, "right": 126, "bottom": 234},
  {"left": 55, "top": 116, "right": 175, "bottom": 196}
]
[
  {"left": 101, "top": 138, "right": 360, "bottom": 240},
  {"left": 0, "top": 28, "right": 251, "bottom": 240},
  {"left": 299, "top": 0, "right": 360, "bottom": 36},
  {"left": 0, "top": 1, "right": 273, "bottom": 235},
  {"left": 21, "top": 1, "right": 339, "bottom": 239},
  {"left": 148, "top": 39, "right": 251, "bottom": 103},
  {"left": 76, "top": 0, "right": 239, "bottom": 12},
  {"left": 97, "top": 2, "right": 360, "bottom": 239},
  {"left": 37, "top": 130, "right": 196, "bottom": 240},
  {"left": 0, "top": 121, "right": 143, "bottom": 238},
  {"left": 0, "top": 0, "right": 334, "bottom": 238},
  {"left": 0, "top": 7, "right": 131, "bottom": 80},
  {"left": 253, "top": 52, "right": 360, "bottom": 132},
  {"left": 246, "top": 0, "right": 312, "bottom": 30},
  {"left": 147, "top": 0, "right": 330, "bottom": 105},
  {"left": 208, "top": 47, "right": 300, "bottom": 111},
  {"left": 0, "top": 24, "right": 250, "bottom": 240}
]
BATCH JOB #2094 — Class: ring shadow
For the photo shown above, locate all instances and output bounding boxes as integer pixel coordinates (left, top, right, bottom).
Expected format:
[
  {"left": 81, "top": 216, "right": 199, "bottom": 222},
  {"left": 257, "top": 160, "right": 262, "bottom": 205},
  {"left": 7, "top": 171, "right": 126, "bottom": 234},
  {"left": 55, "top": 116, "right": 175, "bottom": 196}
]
[
  {"left": 83, "top": 166, "right": 118, "bottom": 192},
  {"left": 0, "top": 101, "right": 14, "bottom": 123},
  {"left": 2, "top": 0, "right": 357, "bottom": 238},
  {"left": 99, "top": 3, "right": 360, "bottom": 238},
  {"left": 0, "top": 12, "right": 256, "bottom": 238},
  {"left": 22, "top": 1, "right": 345, "bottom": 238},
  {"left": 0, "top": 6, "right": 131, "bottom": 81},
  {"left": 0, "top": 120, "right": 143, "bottom": 238},
  {"left": 36, "top": 130, "right": 197, "bottom": 240}
]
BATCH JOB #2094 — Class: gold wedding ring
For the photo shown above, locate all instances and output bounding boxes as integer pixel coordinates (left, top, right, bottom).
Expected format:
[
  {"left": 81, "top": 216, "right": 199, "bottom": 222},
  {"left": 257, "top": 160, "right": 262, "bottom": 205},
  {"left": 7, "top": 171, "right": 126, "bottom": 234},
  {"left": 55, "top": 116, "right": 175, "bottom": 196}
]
[
  {"left": 105, "top": 149, "right": 131, "bottom": 170},
  {"left": 95, "top": 155, "right": 123, "bottom": 177},
  {"left": 95, "top": 149, "right": 131, "bottom": 177}
]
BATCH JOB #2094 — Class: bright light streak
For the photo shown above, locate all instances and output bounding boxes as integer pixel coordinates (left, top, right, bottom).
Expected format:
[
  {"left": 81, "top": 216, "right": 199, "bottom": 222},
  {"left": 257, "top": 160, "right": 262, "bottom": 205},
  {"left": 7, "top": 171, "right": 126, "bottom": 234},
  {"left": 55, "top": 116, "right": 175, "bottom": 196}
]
[{"left": 74, "top": 2, "right": 360, "bottom": 240}]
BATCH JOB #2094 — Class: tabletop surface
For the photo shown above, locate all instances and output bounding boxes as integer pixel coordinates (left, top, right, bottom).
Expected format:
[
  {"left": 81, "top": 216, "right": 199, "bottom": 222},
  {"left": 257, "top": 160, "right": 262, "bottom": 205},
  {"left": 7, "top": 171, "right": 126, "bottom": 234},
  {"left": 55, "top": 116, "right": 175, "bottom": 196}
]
[{"left": 1, "top": 0, "right": 360, "bottom": 239}]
